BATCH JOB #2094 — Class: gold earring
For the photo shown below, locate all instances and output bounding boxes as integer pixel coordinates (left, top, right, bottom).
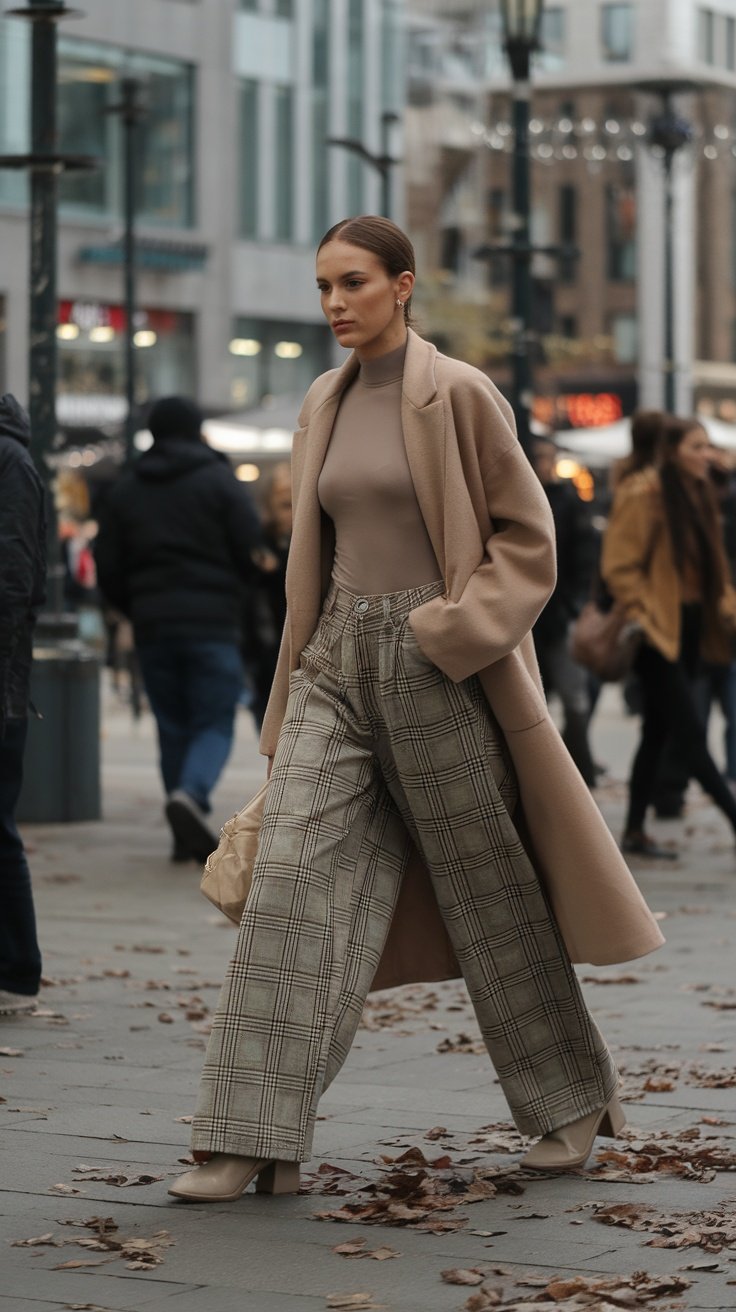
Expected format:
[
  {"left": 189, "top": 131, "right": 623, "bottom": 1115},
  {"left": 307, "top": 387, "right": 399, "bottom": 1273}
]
[{"left": 396, "top": 299, "right": 403, "bottom": 307}]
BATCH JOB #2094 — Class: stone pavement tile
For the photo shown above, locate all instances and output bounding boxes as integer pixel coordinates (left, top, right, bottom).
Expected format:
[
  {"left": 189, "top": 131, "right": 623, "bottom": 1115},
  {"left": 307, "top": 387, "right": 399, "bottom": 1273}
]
[
  {"left": 142, "top": 1291, "right": 330, "bottom": 1312},
  {"left": 0, "top": 1269, "right": 197, "bottom": 1308},
  {"left": 0, "top": 1301, "right": 71, "bottom": 1312}
]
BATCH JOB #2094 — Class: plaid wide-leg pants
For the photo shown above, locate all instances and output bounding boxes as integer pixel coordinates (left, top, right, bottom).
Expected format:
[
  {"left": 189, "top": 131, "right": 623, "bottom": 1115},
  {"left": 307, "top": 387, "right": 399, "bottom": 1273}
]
[{"left": 192, "top": 582, "right": 619, "bottom": 1163}]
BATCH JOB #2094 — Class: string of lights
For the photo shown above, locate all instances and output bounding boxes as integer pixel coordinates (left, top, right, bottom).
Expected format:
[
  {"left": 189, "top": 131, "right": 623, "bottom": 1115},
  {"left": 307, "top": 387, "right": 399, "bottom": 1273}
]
[{"left": 469, "top": 114, "right": 736, "bottom": 165}]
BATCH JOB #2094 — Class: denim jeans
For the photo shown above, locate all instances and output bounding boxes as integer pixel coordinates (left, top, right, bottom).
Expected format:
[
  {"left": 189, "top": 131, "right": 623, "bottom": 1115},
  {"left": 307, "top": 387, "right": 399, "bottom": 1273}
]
[
  {"left": 137, "top": 639, "right": 244, "bottom": 812},
  {"left": 0, "top": 718, "right": 42, "bottom": 996}
]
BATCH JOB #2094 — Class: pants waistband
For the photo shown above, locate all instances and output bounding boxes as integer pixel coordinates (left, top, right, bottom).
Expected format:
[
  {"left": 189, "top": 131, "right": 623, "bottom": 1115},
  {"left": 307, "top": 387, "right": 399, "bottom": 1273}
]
[{"left": 324, "top": 579, "right": 444, "bottom": 626}]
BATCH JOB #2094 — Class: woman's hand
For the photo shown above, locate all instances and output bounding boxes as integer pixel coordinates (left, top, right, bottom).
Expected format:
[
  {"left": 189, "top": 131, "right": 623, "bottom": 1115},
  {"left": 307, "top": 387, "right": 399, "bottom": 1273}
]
[{"left": 718, "top": 586, "right": 736, "bottom": 631}]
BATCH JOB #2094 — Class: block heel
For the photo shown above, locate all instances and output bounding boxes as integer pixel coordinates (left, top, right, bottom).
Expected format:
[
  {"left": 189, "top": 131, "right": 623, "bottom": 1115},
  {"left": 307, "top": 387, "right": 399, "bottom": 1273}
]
[
  {"left": 599, "top": 1095, "right": 626, "bottom": 1138},
  {"left": 255, "top": 1160, "right": 300, "bottom": 1194}
]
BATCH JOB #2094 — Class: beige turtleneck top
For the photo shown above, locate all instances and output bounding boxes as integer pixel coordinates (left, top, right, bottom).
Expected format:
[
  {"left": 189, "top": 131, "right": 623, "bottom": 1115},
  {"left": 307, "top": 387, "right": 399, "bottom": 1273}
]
[{"left": 317, "top": 341, "right": 442, "bottom": 595}]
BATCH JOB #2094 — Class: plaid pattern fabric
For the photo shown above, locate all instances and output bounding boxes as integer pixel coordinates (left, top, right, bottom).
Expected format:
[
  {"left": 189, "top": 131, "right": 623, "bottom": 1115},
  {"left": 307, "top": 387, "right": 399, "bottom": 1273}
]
[{"left": 192, "top": 582, "right": 618, "bottom": 1162}]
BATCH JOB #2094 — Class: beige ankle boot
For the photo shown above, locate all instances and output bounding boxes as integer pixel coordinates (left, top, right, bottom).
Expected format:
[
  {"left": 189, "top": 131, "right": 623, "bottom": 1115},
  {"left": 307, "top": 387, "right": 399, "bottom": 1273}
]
[
  {"left": 521, "top": 1095, "right": 626, "bottom": 1172},
  {"left": 168, "top": 1153, "right": 300, "bottom": 1202}
]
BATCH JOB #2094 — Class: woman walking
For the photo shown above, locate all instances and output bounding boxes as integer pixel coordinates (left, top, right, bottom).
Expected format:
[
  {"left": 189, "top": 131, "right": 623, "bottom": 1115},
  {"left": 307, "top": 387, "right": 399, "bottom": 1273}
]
[
  {"left": 169, "top": 217, "right": 663, "bottom": 1202},
  {"left": 603, "top": 415, "right": 736, "bottom": 858}
]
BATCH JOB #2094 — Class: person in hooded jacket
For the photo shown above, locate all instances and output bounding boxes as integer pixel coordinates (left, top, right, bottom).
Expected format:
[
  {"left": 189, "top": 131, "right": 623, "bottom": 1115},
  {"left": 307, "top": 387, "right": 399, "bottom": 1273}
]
[
  {"left": 0, "top": 394, "right": 46, "bottom": 1014},
  {"left": 95, "top": 397, "right": 264, "bottom": 863}
]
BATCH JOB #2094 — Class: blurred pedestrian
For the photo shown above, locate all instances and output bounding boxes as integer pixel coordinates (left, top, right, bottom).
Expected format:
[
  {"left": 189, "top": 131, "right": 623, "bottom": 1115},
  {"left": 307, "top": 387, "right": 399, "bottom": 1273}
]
[
  {"left": 602, "top": 416, "right": 736, "bottom": 858},
  {"left": 610, "top": 409, "right": 665, "bottom": 492},
  {"left": 0, "top": 394, "right": 46, "bottom": 1015},
  {"left": 96, "top": 397, "right": 264, "bottom": 863},
  {"left": 241, "top": 462, "right": 292, "bottom": 729},
  {"left": 532, "top": 436, "right": 599, "bottom": 786},
  {"left": 169, "top": 215, "right": 662, "bottom": 1205}
]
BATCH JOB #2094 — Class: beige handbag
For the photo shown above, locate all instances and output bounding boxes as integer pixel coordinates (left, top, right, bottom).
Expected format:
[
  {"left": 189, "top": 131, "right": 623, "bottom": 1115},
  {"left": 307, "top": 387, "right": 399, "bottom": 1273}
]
[{"left": 200, "top": 781, "right": 269, "bottom": 924}]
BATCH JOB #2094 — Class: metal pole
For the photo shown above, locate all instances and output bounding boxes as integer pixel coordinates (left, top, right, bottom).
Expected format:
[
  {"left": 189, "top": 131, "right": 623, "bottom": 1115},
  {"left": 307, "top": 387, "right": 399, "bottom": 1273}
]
[
  {"left": 510, "top": 80, "right": 534, "bottom": 460},
  {"left": 29, "top": 1, "right": 62, "bottom": 609},
  {"left": 122, "top": 77, "right": 139, "bottom": 462},
  {"left": 380, "top": 112, "right": 397, "bottom": 219},
  {"left": 662, "top": 149, "right": 675, "bottom": 413}
]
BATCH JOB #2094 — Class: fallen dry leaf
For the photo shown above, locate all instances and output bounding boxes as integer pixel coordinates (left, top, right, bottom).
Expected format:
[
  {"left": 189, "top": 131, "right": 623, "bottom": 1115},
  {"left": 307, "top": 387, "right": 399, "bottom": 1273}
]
[
  {"left": 325, "top": 1296, "right": 383, "bottom": 1310},
  {"left": 441, "top": 1267, "right": 486, "bottom": 1285},
  {"left": 11, "top": 1233, "right": 58, "bottom": 1247},
  {"left": 71, "top": 1166, "right": 165, "bottom": 1187},
  {"left": 463, "top": 1291, "right": 502, "bottom": 1311},
  {"left": 437, "top": 1031, "right": 486, "bottom": 1055},
  {"left": 0, "top": 1046, "right": 23, "bottom": 1057},
  {"left": 333, "top": 1238, "right": 367, "bottom": 1256},
  {"left": 53, "top": 1259, "right": 108, "bottom": 1270}
]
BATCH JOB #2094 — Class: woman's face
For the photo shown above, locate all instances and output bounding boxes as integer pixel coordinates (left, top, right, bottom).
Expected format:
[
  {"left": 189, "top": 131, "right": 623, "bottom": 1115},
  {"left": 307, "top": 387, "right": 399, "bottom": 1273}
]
[
  {"left": 674, "top": 426, "right": 711, "bottom": 482},
  {"left": 316, "top": 240, "right": 414, "bottom": 360}
]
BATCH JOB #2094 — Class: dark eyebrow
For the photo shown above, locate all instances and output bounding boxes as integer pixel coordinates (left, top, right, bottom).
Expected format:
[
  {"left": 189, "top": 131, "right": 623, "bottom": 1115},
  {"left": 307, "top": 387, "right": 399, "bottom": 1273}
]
[{"left": 316, "top": 270, "right": 367, "bottom": 284}]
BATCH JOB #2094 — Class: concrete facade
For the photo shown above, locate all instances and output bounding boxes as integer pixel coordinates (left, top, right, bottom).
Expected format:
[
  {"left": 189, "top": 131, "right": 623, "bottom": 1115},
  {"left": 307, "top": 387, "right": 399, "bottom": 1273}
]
[
  {"left": 0, "top": 0, "right": 403, "bottom": 441},
  {"left": 406, "top": 0, "right": 736, "bottom": 423}
]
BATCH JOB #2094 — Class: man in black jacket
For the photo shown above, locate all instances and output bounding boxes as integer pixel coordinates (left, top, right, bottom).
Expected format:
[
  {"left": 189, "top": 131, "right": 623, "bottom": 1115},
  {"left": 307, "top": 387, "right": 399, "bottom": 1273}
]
[
  {"left": 0, "top": 394, "right": 46, "bottom": 1014},
  {"left": 532, "top": 436, "right": 599, "bottom": 787},
  {"left": 96, "top": 397, "right": 265, "bottom": 862}
]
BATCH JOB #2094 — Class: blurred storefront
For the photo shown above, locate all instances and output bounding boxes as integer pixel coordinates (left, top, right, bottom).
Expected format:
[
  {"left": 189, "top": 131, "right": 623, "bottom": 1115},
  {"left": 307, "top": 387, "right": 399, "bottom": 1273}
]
[{"left": 56, "top": 300, "right": 195, "bottom": 433}]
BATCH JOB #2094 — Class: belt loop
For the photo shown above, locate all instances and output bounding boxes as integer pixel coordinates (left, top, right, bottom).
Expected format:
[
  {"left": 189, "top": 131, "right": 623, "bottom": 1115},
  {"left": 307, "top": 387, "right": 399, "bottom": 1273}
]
[{"left": 382, "top": 595, "right": 391, "bottom": 622}]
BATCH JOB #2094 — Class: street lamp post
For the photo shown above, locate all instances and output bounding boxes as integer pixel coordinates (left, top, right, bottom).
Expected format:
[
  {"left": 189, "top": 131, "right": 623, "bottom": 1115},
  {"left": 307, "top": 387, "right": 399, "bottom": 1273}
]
[
  {"left": 106, "top": 77, "right": 146, "bottom": 462},
  {"left": 499, "top": 0, "right": 544, "bottom": 459},
  {"left": 645, "top": 88, "right": 694, "bottom": 414},
  {"left": 0, "top": 1, "right": 96, "bottom": 612},
  {"left": 0, "top": 1, "right": 102, "bottom": 824},
  {"left": 327, "top": 110, "right": 401, "bottom": 219}
]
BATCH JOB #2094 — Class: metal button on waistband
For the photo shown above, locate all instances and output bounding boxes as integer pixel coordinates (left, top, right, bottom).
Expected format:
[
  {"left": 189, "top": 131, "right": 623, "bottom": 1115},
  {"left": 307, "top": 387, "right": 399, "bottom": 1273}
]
[{"left": 354, "top": 598, "right": 370, "bottom": 614}]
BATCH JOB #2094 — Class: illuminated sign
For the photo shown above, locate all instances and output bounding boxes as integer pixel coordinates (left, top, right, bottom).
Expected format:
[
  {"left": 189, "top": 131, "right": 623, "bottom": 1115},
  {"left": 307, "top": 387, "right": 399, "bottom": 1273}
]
[{"left": 534, "top": 392, "right": 624, "bottom": 430}]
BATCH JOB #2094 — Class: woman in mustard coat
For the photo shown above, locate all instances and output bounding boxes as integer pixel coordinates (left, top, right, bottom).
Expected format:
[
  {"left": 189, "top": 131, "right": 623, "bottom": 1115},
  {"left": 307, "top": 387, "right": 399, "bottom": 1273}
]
[
  {"left": 169, "top": 218, "right": 662, "bottom": 1204},
  {"left": 603, "top": 415, "right": 736, "bottom": 857}
]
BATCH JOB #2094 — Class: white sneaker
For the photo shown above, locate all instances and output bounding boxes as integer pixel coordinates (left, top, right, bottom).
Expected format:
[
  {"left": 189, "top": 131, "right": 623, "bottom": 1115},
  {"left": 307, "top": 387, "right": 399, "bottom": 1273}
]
[{"left": 0, "top": 990, "right": 37, "bottom": 1015}]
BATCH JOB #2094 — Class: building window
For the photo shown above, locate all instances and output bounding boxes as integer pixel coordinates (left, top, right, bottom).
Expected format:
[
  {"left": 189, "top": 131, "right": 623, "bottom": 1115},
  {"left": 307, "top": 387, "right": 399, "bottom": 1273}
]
[
  {"left": 56, "top": 41, "right": 195, "bottom": 227},
  {"left": 727, "top": 16, "right": 736, "bottom": 70},
  {"left": 559, "top": 314, "right": 577, "bottom": 340},
  {"left": 538, "top": 6, "right": 566, "bottom": 72},
  {"left": 611, "top": 313, "right": 638, "bottom": 364},
  {"left": 601, "top": 4, "right": 633, "bottom": 63},
  {"left": 229, "top": 318, "right": 331, "bottom": 408},
  {"left": 274, "top": 84, "right": 294, "bottom": 241},
  {"left": 56, "top": 301, "right": 196, "bottom": 425},
  {"left": 238, "top": 78, "right": 259, "bottom": 238},
  {"left": 605, "top": 182, "right": 636, "bottom": 281},
  {"left": 440, "top": 226, "right": 462, "bottom": 274},
  {"left": 699, "top": 8, "right": 716, "bottom": 63},
  {"left": 239, "top": 0, "right": 293, "bottom": 11},
  {"left": 558, "top": 184, "right": 577, "bottom": 282}
]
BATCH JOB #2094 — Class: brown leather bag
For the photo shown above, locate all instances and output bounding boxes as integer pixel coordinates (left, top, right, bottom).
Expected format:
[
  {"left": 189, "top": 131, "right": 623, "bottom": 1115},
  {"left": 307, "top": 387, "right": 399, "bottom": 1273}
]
[
  {"left": 200, "top": 781, "right": 268, "bottom": 924},
  {"left": 569, "top": 600, "right": 641, "bottom": 683}
]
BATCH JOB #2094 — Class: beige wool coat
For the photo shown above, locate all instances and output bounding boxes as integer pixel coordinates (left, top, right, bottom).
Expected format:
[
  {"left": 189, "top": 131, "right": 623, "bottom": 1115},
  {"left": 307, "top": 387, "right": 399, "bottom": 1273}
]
[{"left": 260, "top": 329, "right": 664, "bottom": 988}]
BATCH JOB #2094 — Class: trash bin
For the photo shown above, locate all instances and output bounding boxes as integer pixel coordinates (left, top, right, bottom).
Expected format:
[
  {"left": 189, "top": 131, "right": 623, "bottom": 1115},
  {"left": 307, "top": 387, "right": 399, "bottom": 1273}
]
[{"left": 17, "top": 640, "right": 101, "bottom": 823}]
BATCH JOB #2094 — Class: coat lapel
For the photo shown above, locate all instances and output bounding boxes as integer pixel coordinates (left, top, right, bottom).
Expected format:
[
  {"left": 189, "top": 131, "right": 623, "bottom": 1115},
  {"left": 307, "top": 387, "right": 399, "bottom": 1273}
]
[{"left": 401, "top": 331, "right": 448, "bottom": 580}]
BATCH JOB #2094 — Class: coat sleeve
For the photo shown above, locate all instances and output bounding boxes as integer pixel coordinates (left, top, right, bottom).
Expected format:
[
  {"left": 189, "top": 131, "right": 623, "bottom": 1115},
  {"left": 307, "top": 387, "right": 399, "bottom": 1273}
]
[
  {"left": 409, "top": 393, "right": 557, "bottom": 683},
  {"left": 95, "top": 498, "right": 131, "bottom": 616},
  {"left": 0, "top": 455, "right": 43, "bottom": 671},
  {"left": 600, "top": 485, "right": 657, "bottom": 623}
]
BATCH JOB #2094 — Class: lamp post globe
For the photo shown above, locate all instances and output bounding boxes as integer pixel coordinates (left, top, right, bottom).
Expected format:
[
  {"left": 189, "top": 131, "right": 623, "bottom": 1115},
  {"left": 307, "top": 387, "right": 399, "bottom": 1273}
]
[{"left": 500, "top": 0, "right": 544, "bottom": 81}]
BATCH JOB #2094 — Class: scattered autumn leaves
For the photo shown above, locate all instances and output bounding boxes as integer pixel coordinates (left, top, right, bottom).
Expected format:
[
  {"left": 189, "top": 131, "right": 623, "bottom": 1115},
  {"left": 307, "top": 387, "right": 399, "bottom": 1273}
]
[{"left": 11, "top": 1215, "right": 173, "bottom": 1271}]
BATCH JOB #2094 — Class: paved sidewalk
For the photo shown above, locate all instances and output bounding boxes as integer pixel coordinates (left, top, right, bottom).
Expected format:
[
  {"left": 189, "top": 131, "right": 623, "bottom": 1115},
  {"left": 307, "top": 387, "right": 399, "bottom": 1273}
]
[{"left": 1, "top": 685, "right": 735, "bottom": 1312}]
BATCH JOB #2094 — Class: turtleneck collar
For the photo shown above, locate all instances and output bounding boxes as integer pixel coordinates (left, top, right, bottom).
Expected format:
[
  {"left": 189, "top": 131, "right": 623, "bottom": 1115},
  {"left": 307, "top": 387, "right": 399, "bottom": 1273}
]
[{"left": 358, "top": 339, "right": 407, "bottom": 388}]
